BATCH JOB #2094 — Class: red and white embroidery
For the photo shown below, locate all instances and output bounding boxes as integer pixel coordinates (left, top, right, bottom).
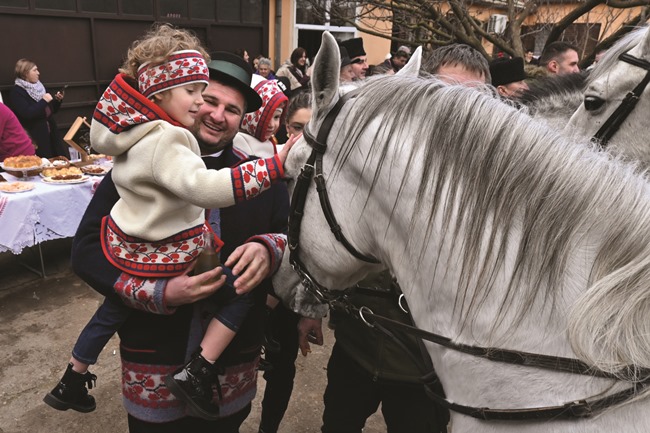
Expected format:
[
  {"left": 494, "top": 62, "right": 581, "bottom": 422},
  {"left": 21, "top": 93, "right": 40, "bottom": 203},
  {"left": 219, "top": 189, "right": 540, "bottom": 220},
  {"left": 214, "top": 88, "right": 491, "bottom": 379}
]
[
  {"left": 231, "top": 156, "right": 283, "bottom": 202},
  {"left": 137, "top": 50, "right": 209, "bottom": 98},
  {"left": 101, "top": 216, "right": 205, "bottom": 277}
]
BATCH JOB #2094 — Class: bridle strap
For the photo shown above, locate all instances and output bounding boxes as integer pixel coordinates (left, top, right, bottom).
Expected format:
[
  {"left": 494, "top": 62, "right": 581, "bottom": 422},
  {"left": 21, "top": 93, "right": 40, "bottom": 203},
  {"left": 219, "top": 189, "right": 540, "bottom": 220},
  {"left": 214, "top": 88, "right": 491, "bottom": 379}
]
[
  {"left": 289, "top": 93, "right": 379, "bottom": 264},
  {"left": 360, "top": 308, "right": 650, "bottom": 380},
  {"left": 593, "top": 52, "right": 650, "bottom": 147},
  {"left": 422, "top": 375, "right": 649, "bottom": 421},
  {"left": 343, "top": 291, "right": 650, "bottom": 420}
]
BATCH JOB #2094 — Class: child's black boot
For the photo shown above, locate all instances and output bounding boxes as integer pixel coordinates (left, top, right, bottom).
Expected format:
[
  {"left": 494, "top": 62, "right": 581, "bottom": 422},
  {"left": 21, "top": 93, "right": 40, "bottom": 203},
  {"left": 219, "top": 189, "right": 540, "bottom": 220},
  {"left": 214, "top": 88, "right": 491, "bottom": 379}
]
[
  {"left": 43, "top": 363, "right": 97, "bottom": 413},
  {"left": 164, "top": 350, "right": 222, "bottom": 420}
]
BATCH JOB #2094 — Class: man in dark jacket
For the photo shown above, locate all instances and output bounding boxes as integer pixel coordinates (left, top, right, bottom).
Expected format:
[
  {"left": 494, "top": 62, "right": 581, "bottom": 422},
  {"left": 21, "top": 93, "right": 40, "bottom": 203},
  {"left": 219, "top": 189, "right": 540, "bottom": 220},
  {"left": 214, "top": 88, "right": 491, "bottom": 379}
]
[{"left": 70, "top": 52, "right": 290, "bottom": 433}]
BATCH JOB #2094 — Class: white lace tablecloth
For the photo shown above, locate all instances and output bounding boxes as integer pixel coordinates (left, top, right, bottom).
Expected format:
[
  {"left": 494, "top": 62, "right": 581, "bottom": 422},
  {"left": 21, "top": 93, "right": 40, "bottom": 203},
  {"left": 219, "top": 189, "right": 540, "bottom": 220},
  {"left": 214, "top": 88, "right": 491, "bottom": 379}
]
[{"left": 0, "top": 173, "right": 102, "bottom": 254}]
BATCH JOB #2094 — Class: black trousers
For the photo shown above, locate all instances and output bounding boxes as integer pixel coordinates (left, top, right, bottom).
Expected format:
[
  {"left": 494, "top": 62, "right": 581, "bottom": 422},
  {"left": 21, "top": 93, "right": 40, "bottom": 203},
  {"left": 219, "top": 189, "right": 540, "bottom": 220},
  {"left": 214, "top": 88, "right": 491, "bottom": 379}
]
[
  {"left": 322, "top": 343, "right": 448, "bottom": 433},
  {"left": 127, "top": 404, "right": 251, "bottom": 433},
  {"left": 259, "top": 304, "right": 301, "bottom": 433}
]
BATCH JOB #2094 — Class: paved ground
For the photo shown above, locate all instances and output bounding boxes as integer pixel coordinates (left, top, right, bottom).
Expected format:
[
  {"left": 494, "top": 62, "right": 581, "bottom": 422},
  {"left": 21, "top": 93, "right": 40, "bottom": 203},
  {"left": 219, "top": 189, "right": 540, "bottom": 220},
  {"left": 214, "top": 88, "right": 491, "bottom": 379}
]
[{"left": 0, "top": 239, "right": 385, "bottom": 433}]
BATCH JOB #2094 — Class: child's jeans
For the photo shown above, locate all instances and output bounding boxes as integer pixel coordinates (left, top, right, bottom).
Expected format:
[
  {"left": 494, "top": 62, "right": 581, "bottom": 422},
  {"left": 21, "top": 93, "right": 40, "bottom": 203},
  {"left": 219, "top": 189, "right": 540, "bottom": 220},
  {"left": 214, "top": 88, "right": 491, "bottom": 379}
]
[{"left": 72, "top": 297, "right": 129, "bottom": 365}]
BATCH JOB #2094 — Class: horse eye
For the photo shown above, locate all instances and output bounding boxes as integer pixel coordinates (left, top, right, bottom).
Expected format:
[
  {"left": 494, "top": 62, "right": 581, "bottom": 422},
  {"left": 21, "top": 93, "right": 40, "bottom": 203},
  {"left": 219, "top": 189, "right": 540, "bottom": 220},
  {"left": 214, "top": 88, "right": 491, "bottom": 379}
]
[{"left": 584, "top": 96, "right": 605, "bottom": 111}]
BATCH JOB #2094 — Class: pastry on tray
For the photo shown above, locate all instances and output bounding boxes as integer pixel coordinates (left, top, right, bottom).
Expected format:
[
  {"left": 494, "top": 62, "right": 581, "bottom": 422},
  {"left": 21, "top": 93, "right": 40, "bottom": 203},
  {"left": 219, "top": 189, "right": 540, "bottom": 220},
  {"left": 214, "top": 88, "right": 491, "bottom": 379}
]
[
  {"left": 2, "top": 155, "right": 43, "bottom": 169},
  {"left": 42, "top": 166, "right": 83, "bottom": 179}
]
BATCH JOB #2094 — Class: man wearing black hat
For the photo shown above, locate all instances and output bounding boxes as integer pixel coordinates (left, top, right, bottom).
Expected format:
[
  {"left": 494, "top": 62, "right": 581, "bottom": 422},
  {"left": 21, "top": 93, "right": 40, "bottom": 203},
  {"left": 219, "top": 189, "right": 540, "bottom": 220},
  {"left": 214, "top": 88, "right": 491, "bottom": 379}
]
[
  {"left": 69, "top": 51, "right": 306, "bottom": 432},
  {"left": 489, "top": 57, "right": 529, "bottom": 98},
  {"left": 340, "top": 37, "right": 369, "bottom": 80},
  {"left": 339, "top": 46, "right": 355, "bottom": 82}
]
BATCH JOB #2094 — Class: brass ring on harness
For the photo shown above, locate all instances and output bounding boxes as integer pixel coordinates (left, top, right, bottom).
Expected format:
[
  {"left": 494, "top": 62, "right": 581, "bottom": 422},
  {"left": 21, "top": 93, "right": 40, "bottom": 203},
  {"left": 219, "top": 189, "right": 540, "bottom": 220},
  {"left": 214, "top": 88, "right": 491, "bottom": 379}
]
[
  {"left": 398, "top": 293, "right": 409, "bottom": 314},
  {"left": 358, "top": 305, "right": 375, "bottom": 328}
]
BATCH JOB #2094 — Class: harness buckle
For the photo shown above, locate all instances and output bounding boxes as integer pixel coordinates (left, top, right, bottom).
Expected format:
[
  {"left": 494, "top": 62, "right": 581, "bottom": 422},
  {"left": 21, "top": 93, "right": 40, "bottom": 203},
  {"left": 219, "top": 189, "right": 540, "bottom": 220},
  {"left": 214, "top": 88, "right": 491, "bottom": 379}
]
[{"left": 358, "top": 305, "right": 375, "bottom": 328}]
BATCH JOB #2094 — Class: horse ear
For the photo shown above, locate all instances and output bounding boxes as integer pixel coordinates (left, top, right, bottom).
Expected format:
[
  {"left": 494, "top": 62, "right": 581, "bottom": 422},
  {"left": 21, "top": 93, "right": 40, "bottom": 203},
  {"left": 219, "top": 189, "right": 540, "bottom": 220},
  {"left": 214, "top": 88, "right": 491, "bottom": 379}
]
[
  {"left": 311, "top": 31, "right": 341, "bottom": 118},
  {"left": 396, "top": 46, "right": 422, "bottom": 77}
]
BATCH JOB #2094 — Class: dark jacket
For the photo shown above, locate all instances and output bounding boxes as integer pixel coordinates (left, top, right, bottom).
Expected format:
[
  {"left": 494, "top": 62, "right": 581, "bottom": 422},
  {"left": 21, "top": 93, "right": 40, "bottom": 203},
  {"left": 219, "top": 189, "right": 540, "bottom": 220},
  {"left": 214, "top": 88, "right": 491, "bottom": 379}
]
[
  {"left": 9, "top": 85, "right": 67, "bottom": 158},
  {"left": 71, "top": 144, "right": 289, "bottom": 422},
  {"left": 333, "top": 272, "right": 432, "bottom": 384}
]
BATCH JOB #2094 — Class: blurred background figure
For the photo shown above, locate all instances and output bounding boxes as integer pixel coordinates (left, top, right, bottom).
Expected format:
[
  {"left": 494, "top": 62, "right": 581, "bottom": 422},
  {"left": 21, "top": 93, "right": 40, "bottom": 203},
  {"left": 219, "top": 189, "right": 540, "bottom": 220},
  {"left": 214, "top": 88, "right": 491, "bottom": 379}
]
[
  {"left": 539, "top": 41, "right": 580, "bottom": 75},
  {"left": 276, "top": 47, "right": 310, "bottom": 92},
  {"left": 9, "top": 58, "right": 68, "bottom": 158},
  {"left": 235, "top": 47, "right": 250, "bottom": 64},
  {"left": 256, "top": 57, "right": 276, "bottom": 80},
  {"left": 379, "top": 46, "right": 410, "bottom": 74},
  {"left": 490, "top": 57, "right": 529, "bottom": 99},
  {"left": 0, "top": 101, "right": 35, "bottom": 162}
]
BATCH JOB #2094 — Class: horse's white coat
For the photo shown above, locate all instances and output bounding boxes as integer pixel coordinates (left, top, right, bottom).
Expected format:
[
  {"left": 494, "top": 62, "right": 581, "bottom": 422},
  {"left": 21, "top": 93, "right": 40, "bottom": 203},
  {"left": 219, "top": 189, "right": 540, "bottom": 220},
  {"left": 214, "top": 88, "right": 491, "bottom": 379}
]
[
  {"left": 569, "top": 26, "right": 650, "bottom": 168},
  {"left": 274, "top": 32, "right": 650, "bottom": 432}
]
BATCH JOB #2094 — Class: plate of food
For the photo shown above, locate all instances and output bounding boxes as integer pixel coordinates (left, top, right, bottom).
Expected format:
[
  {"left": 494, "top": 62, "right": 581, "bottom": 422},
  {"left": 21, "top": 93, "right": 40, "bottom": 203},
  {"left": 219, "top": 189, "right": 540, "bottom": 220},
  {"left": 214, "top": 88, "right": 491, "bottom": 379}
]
[
  {"left": 0, "top": 181, "right": 36, "bottom": 193},
  {"left": 41, "top": 174, "right": 90, "bottom": 184},
  {"left": 80, "top": 164, "right": 109, "bottom": 176},
  {"left": 0, "top": 155, "right": 43, "bottom": 174},
  {"left": 41, "top": 166, "right": 84, "bottom": 179}
]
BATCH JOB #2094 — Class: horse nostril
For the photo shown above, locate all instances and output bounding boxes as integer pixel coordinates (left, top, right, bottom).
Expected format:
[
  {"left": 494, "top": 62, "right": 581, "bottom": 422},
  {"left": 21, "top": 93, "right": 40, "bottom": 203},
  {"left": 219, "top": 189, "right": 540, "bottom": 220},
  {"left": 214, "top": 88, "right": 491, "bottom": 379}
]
[{"left": 584, "top": 96, "right": 605, "bottom": 111}]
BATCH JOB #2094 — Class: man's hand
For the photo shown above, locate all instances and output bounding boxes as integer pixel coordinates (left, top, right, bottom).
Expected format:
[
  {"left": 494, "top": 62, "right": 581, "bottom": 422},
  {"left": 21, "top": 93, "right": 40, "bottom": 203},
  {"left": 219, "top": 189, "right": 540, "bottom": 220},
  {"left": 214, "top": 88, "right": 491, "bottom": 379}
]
[
  {"left": 164, "top": 261, "right": 225, "bottom": 307},
  {"left": 224, "top": 242, "right": 271, "bottom": 294},
  {"left": 298, "top": 317, "right": 323, "bottom": 356}
]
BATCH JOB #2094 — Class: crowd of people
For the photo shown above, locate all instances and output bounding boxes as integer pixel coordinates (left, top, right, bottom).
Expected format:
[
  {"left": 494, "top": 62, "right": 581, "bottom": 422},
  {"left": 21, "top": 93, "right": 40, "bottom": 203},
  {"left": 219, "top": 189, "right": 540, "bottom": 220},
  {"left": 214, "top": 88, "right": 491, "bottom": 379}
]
[{"left": 27, "top": 23, "right": 596, "bottom": 433}]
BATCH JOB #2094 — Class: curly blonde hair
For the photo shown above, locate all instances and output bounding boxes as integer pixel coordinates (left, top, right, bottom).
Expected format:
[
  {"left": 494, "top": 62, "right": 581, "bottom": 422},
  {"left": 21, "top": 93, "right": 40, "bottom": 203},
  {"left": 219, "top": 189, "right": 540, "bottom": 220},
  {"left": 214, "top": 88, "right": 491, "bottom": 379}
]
[{"left": 120, "top": 23, "right": 210, "bottom": 78}]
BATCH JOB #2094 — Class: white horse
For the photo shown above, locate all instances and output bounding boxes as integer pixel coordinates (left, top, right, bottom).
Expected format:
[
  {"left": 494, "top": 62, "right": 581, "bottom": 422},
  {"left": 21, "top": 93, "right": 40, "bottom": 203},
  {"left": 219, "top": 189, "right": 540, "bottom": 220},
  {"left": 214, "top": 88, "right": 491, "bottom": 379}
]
[
  {"left": 274, "top": 32, "right": 650, "bottom": 432},
  {"left": 568, "top": 26, "right": 650, "bottom": 167}
]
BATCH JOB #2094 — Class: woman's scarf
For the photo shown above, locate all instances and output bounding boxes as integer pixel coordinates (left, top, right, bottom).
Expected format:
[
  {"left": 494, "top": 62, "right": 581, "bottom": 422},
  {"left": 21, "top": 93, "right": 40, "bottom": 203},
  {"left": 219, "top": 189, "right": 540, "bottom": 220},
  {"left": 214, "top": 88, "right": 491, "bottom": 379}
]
[{"left": 14, "top": 78, "right": 46, "bottom": 102}]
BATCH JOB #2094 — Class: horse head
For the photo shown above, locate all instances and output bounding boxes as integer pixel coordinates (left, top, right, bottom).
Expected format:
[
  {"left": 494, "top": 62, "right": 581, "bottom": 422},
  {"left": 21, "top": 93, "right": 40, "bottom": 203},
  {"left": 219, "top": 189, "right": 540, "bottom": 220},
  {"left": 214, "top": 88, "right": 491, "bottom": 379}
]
[
  {"left": 568, "top": 26, "right": 650, "bottom": 168},
  {"left": 274, "top": 31, "right": 650, "bottom": 432},
  {"left": 273, "top": 32, "right": 385, "bottom": 314}
]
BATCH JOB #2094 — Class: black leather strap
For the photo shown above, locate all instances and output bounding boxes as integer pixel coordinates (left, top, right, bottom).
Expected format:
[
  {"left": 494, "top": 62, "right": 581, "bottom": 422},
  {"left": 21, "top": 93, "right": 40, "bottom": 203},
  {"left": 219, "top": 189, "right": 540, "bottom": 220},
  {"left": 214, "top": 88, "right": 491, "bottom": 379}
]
[{"left": 593, "top": 52, "right": 650, "bottom": 147}]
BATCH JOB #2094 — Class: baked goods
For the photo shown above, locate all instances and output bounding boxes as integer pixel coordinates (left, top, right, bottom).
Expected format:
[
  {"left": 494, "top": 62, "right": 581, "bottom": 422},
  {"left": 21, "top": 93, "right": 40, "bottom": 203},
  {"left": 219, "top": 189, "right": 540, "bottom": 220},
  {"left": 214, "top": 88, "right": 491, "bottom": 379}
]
[
  {"left": 42, "top": 166, "right": 83, "bottom": 178},
  {"left": 48, "top": 156, "right": 70, "bottom": 168},
  {"left": 2, "top": 155, "right": 43, "bottom": 169},
  {"left": 0, "top": 182, "right": 35, "bottom": 193},
  {"left": 81, "top": 165, "right": 108, "bottom": 175}
]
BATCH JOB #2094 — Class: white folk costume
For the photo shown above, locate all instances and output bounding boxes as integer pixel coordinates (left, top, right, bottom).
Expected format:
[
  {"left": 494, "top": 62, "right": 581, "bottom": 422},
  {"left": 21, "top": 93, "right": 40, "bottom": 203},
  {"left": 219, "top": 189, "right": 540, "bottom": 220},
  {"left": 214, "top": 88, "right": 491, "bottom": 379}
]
[{"left": 91, "top": 50, "right": 284, "bottom": 277}]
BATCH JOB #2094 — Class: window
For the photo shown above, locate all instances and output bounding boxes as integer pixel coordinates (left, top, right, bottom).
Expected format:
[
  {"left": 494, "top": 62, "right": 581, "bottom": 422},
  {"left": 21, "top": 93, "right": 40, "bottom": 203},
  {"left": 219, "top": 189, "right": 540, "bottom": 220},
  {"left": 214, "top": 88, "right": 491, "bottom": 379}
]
[
  {"left": 122, "top": 0, "right": 153, "bottom": 16},
  {"left": 217, "top": 0, "right": 239, "bottom": 22},
  {"left": 81, "top": 0, "right": 117, "bottom": 13},
  {"left": 35, "top": 0, "right": 75, "bottom": 10},
  {"left": 159, "top": 0, "right": 187, "bottom": 19},
  {"left": 190, "top": 0, "right": 215, "bottom": 20}
]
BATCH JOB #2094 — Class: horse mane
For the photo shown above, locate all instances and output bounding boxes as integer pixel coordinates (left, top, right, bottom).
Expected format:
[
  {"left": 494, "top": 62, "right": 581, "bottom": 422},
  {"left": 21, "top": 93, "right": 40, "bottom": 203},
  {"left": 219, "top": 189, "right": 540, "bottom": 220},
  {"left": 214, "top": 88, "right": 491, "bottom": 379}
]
[
  {"left": 517, "top": 72, "right": 587, "bottom": 119},
  {"left": 331, "top": 74, "right": 650, "bottom": 374}
]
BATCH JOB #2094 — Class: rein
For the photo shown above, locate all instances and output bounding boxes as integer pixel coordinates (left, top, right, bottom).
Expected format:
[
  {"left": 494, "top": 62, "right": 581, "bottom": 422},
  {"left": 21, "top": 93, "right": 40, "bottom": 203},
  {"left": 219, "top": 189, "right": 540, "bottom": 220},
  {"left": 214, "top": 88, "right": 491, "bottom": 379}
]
[
  {"left": 288, "top": 89, "right": 650, "bottom": 421},
  {"left": 593, "top": 52, "right": 650, "bottom": 147}
]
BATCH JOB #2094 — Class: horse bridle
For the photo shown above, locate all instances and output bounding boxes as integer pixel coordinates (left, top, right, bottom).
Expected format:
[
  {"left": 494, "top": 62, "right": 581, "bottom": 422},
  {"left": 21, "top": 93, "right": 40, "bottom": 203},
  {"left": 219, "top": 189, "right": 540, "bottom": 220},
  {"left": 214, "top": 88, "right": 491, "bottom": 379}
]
[
  {"left": 593, "top": 52, "right": 650, "bottom": 147},
  {"left": 287, "top": 90, "right": 650, "bottom": 421},
  {"left": 288, "top": 92, "right": 380, "bottom": 304}
]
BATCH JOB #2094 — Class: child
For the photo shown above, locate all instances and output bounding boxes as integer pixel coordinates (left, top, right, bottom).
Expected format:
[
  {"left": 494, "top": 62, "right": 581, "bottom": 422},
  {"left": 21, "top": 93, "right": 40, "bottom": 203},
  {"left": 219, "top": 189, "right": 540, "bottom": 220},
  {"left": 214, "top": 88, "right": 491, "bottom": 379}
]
[
  {"left": 44, "top": 24, "right": 294, "bottom": 420},
  {"left": 235, "top": 74, "right": 288, "bottom": 156}
]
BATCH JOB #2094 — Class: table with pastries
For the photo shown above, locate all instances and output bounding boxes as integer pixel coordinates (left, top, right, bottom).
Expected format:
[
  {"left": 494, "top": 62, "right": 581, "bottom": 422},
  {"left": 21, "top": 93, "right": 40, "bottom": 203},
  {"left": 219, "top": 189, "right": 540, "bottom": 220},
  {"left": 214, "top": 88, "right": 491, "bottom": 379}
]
[{"left": 0, "top": 156, "right": 110, "bottom": 275}]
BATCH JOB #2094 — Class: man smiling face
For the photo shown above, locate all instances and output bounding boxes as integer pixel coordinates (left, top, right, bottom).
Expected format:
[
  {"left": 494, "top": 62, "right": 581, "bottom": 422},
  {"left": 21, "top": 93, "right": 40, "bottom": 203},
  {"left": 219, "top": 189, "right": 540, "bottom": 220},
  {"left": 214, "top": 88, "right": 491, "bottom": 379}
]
[{"left": 193, "top": 80, "right": 246, "bottom": 153}]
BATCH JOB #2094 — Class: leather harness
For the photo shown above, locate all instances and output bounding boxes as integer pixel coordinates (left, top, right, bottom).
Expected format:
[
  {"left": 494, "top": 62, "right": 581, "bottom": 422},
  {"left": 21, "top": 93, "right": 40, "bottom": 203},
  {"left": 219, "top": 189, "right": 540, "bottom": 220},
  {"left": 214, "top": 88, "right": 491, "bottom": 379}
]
[
  {"left": 592, "top": 52, "right": 650, "bottom": 147},
  {"left": 287, "top": 89, "right": 650, "bottom": 421}
]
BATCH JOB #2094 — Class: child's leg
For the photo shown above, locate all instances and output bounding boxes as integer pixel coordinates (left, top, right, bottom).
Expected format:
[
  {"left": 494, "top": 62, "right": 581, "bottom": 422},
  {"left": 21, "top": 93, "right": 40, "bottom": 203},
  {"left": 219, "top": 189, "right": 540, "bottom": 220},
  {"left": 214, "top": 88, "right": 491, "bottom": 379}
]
[
  {"left": 199, "top": 318, "right": 237, "bottom": 363},
  {"left": 71, "top": 297, "right": 130, "bottom": 367},
  {"left": 44, "top": 297, "right": 130, "bottom": 413},
  {"left": 164, "top": 291, "right": 254, "bottom": 420}
]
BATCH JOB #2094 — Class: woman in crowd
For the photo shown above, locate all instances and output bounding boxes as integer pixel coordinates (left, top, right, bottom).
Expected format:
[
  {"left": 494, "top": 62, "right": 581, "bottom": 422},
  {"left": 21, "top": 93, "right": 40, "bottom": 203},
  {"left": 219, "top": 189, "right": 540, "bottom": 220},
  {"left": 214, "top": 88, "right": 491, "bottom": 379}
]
[
  {"left": 276, "top": 47, "right": 310, "bottom": 92},
  {"left": 9, "top": 59, "right": 68, "bottom": 158},
  {"left": 256, "top": 57, "right": 276, "bottom": 80},
  {"left": 0, "top": 102, "right": 35, "bottom": 162}
]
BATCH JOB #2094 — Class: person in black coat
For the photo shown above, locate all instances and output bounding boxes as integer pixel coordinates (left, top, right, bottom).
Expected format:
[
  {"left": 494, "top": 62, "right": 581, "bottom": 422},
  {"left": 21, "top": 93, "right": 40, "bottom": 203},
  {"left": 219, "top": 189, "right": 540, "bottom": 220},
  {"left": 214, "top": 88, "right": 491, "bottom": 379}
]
[{"left": 9, "top": 58, "right": 69, "bottom": 158}]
